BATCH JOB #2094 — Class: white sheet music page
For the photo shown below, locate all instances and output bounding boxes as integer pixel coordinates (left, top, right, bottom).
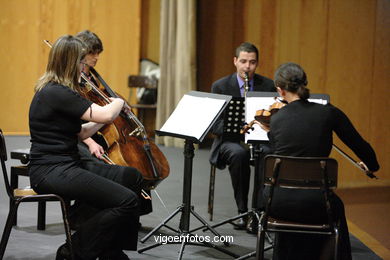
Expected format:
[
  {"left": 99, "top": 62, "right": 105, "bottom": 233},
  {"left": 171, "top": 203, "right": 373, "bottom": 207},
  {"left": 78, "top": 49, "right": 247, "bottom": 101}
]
[{"left": 160, "top": 94, "right": 226, "bottom": 140}]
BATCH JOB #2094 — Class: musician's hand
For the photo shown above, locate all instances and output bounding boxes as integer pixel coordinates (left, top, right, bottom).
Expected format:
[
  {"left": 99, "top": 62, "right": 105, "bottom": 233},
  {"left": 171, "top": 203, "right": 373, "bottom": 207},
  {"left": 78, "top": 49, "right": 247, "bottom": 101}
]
[
  {"left": 255, "top": 120, "right": 270, "bottom": 132},
  {"left": 85, "top": 140, "right": 104, "bottom": 159},
  {"left": 358, "top": 161, "right": 369, "bottom": 172},
  {"left": 358, "top": 161, "right": 378, "bottom": 179},
  {"left": 122, "top": 102, "right": 132, "bottom": 114}
]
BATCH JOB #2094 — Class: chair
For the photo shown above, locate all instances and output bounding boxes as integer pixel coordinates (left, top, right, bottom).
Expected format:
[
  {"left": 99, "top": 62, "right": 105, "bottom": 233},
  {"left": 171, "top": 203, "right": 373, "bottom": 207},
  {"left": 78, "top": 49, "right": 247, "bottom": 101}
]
[
  {"left": 128, "top": 75, "right": 158, "bottom": 137},
  {"left": 0, "top": 129, "right": 74, "bottom": 259},
  {"left": 256, "top": 155, "right": 339, "bottom": 260},
  {"left": 9, "top": 164, "right": 48, "bottom": 230}
]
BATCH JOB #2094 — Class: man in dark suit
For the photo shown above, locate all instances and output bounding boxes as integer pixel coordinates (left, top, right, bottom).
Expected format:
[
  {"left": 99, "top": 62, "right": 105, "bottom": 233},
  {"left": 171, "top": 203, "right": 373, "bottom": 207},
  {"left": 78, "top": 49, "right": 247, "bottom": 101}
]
[{"left": 209, "top": 42, "right": 275, "bottom": 230}]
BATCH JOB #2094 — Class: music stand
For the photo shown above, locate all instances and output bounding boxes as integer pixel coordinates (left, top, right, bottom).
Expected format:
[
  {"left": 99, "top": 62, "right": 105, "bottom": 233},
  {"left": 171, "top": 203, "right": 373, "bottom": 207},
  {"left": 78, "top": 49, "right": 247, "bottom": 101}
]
[
  {"left": 196, "top": 92, "right": 277, "bottom": 233},
  {"left": 222, "top": 97, "right": 246, "bottom": 142},
  {"left": 138, "top": 91, "right": 239, "bottom": 259}
]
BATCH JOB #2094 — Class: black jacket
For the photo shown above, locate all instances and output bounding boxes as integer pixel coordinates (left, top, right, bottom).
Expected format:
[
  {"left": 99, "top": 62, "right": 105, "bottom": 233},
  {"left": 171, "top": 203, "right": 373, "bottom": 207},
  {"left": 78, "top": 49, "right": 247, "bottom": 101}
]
[{"left": 209, "top": 73, "right": 275, "bottom": 168}]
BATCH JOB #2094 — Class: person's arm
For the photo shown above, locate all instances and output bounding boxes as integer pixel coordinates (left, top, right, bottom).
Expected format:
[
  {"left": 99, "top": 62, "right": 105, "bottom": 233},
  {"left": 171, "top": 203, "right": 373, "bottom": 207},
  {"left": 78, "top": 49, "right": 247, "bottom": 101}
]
[
  {"left": 78, "top": 97, "right": 124, "bottom": 140},
  {"left": 83, "top": 137, "right": 105, "bottom": 158},
  {"left": 331, "top": 105, "right": 380, "bottom": 173},
  {"left": 81, "top": 98, "right": 125, "bottom": 123}
]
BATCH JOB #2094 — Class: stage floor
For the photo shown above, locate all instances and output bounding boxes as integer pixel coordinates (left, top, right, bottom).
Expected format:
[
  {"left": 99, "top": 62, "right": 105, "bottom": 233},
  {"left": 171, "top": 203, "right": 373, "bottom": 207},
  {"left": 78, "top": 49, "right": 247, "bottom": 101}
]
[{"left": 0, "top": 135, "right": 387, "bottom": 259}]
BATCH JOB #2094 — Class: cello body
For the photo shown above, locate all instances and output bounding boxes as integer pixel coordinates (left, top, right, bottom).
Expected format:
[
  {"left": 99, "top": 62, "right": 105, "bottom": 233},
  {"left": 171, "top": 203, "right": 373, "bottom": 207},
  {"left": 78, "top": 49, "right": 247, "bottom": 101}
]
[{"left": 80, "top": 72, "right": 169, "bottom": 190}]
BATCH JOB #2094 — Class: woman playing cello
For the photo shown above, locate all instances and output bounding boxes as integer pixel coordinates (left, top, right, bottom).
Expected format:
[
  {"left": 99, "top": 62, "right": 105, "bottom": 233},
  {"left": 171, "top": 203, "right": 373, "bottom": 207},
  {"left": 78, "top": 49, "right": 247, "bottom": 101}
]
[
  {"left": 29, "top": 35, "right": 139, "bottom": 260},
  {"left": 70, "top": 30, "right": 152, "bottom": 226}
]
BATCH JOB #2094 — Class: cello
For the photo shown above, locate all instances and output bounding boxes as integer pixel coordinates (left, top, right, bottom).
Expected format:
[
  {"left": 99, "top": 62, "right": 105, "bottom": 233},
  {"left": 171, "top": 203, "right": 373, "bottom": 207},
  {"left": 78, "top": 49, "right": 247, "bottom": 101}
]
[
  {"left": 79, "top": 68, "right": 170, "bottom": 189},
  {"left": 43, "top": 39, "right": 170, "bottom": 189}
]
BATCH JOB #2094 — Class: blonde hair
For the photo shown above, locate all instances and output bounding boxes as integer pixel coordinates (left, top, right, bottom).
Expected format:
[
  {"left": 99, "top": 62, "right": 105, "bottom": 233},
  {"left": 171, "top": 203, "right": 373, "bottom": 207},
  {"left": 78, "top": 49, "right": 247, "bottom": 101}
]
[{"left": 35, "top": 35, "right": 86, "bottom": 92}]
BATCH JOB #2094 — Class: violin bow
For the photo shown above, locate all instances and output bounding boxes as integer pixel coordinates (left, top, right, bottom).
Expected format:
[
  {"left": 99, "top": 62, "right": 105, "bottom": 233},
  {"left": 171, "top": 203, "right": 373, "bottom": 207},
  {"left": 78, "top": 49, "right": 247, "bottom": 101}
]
[{"left": 332, "top": 144, "right": 378, "bottom": 179}]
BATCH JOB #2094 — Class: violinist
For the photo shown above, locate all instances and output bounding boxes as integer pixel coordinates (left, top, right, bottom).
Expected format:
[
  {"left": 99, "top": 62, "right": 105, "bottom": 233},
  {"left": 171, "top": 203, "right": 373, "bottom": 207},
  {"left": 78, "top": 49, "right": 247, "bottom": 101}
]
[
  {"left": 28, "top": 35, "right": 140, "bottom": 260},
  {"left": 71, "top": 30, "right": 152, "bottom": 225},
  {"left": 257, "top": 62, "right": 379, "bottom": 259},
  {"left": 209, "top": 42, "right": 275, "bottom": 231}
]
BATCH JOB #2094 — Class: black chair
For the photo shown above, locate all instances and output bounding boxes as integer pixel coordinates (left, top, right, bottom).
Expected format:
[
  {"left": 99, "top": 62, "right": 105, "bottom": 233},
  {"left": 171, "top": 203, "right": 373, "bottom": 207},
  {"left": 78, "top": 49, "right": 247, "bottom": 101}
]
[
  {"left": 256, "top": 155, "right": 339, "bottom": 260},
  {"left": 0, "top": 129, "right": 74, "bottom": 259},
  {"left": 128, "top": 75, "right": 158, "bottom": 137}
]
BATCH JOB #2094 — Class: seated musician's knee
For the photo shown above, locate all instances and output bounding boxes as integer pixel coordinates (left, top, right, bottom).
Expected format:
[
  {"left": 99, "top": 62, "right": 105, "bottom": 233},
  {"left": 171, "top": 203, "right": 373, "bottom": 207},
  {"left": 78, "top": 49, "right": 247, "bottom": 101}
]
[
  {"left": 117, "top": 166, "right": 144, "bottom": 188},
  {"left": 118, "top": 191, "right": 139, "bottom": 215},
  {"left": 230, "top": 148, "right": 249, "bottom": 163}
]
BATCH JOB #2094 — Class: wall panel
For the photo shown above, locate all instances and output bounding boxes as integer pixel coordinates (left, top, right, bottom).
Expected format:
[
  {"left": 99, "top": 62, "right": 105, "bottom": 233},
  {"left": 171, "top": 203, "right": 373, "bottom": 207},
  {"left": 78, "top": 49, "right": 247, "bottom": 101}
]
[
  {"left": 196, "top": 0, "right": 389, "bottom": 187},
  {"left": 0, "top": 0, "right": 141, "bottom": 134}
]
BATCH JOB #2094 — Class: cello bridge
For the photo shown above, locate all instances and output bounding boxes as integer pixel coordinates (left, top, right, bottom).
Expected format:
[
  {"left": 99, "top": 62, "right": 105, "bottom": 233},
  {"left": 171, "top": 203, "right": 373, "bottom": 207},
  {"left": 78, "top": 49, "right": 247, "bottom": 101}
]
[{"left": 129, "top": 127, "right": 142, "bottom": 137}]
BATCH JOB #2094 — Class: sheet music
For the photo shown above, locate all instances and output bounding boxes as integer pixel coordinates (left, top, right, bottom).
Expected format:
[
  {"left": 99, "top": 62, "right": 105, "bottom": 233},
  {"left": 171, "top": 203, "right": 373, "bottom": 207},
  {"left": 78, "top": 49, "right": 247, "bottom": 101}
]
[{"left": 160, "top": 94, "right": 226, "bottom": 140}]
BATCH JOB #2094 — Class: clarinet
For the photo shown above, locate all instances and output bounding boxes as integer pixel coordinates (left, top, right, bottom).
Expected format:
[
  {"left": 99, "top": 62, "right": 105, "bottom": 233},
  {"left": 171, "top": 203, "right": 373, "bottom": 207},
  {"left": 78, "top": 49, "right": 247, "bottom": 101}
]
[{"left": 244, "top": 72, "right": 249, "bottom": 98}]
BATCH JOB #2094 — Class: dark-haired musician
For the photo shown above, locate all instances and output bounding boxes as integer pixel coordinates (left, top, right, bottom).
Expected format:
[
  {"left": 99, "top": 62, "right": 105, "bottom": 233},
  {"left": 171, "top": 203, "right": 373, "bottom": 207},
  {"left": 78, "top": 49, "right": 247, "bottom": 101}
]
[
  {"left": 209, "top": 42, "right": 275, "bottom": 231},
  {"left": 258, "top": 62, "right": 379, "bottom": 259},
  {"left": 69, "top": 30, "right": 152, "bottom": 228}
]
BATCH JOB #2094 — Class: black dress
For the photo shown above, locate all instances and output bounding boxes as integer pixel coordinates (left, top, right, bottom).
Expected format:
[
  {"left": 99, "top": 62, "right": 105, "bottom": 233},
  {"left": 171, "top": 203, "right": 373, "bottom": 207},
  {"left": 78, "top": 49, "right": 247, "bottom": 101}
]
[
  {"left": 266, "top": 99, "right": 379, "bottom": 260},
  {"left": 29, "top": 82, "right": 142, "bottom": 259}
]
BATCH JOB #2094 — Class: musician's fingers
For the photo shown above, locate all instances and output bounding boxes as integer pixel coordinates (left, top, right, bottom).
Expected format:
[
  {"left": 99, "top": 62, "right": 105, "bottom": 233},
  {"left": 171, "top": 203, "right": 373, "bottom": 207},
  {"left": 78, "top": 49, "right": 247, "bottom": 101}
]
[
  {"left": 258, "top": 122, "right": 270, "bottom": 132},
  {"left": 358, "top": 161, "right": 369, "bottom": 171}
]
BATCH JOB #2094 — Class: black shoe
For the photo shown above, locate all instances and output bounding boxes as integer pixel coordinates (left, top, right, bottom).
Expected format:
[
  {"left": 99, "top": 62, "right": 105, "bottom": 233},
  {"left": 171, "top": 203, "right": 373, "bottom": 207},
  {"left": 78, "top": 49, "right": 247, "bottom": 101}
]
[
  {"left": 56, "top": 244, "right": 72, "bottom": 260},
  {"left": 233, "top": 216, "right": 247, "bottom": 230},
  {"left": 99, "top": 250, "right": 130, "bottom": 260}
]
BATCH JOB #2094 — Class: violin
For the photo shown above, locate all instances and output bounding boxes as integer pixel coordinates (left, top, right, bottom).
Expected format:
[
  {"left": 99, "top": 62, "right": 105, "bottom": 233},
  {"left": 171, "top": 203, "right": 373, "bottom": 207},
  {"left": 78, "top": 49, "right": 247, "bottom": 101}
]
[{"left": 241, "top": 97, "right": 287, "bottom": 134}]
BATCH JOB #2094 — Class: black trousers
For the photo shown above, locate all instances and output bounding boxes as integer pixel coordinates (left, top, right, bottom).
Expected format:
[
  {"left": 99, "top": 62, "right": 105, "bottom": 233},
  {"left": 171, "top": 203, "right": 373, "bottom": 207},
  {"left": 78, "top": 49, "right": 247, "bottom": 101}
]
[
  {"left": 219, "top": 141, "right": 251, "bottom": 212},
  {"left": 77, "top": 143, "right": 152, "bottom": 215},
  {"left": 219, "top": 141, "right": 271, "bottom": 213},
  {"left": 29, "top": 161, "right": 142, "bottom": 259}
]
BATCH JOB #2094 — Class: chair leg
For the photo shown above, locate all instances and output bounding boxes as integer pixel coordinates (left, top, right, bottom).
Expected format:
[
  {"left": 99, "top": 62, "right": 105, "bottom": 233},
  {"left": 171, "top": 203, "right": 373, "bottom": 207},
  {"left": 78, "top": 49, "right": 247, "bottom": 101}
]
[
  {"left": 10, "top": 172, "right": 18, "bottom": 226},
  {"left": 208, "top": 165, "right": 216, "bottom": 221},
  {"left": 255, "top": 212, "right": 267, "bottom": 260},
  {"left": 255, "top": 228, "right": 266, "bottom": 260},
  {"left": 334, "top": 227, "right": 339, "bottom": 260},
  {"left": 37, "top": 201, "right": 47, "bottom": 230},
  {"left": 0, "top": 201, "right": 21, "bottom": 258},
  {"left": 59, "top": 198, "right": 74, "bottom": 260}
]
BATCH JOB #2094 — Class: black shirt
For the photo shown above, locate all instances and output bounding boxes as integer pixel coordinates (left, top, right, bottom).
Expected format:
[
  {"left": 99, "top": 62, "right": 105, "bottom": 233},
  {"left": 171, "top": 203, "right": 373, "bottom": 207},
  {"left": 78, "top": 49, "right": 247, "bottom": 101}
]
[
  {"left": 29, "top": 82, "right": 92, "bottom": 165},
  {"left": 268, "top": 99, "right": 379, "bottom": 171}
]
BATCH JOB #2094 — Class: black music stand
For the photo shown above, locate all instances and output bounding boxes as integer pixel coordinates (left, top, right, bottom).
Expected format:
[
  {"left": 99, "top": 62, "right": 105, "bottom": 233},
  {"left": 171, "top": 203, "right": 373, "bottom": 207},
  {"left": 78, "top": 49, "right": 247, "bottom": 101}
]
[
  {"left": 222, "top": 97, "right": 246, "bottom": 142},
  {"left": 138, "top": 91, "right": 239, "bottom": 259},
  {"left": 194, "top": 93, "right": 278, "bottom": 234}
]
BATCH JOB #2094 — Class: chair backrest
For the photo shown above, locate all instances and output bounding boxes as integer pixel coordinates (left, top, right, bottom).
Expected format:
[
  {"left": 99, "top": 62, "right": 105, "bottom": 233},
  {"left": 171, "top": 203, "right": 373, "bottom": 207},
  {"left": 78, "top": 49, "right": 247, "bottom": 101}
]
[
  {"left": 128, "top": 75, "right": 158, "bottom": 105},
  {"left": 263, "top": 155, "right": 338, "bottom": 190},
  {"left": 0, "top": 129, "right": 14, "bottom": 199}
]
